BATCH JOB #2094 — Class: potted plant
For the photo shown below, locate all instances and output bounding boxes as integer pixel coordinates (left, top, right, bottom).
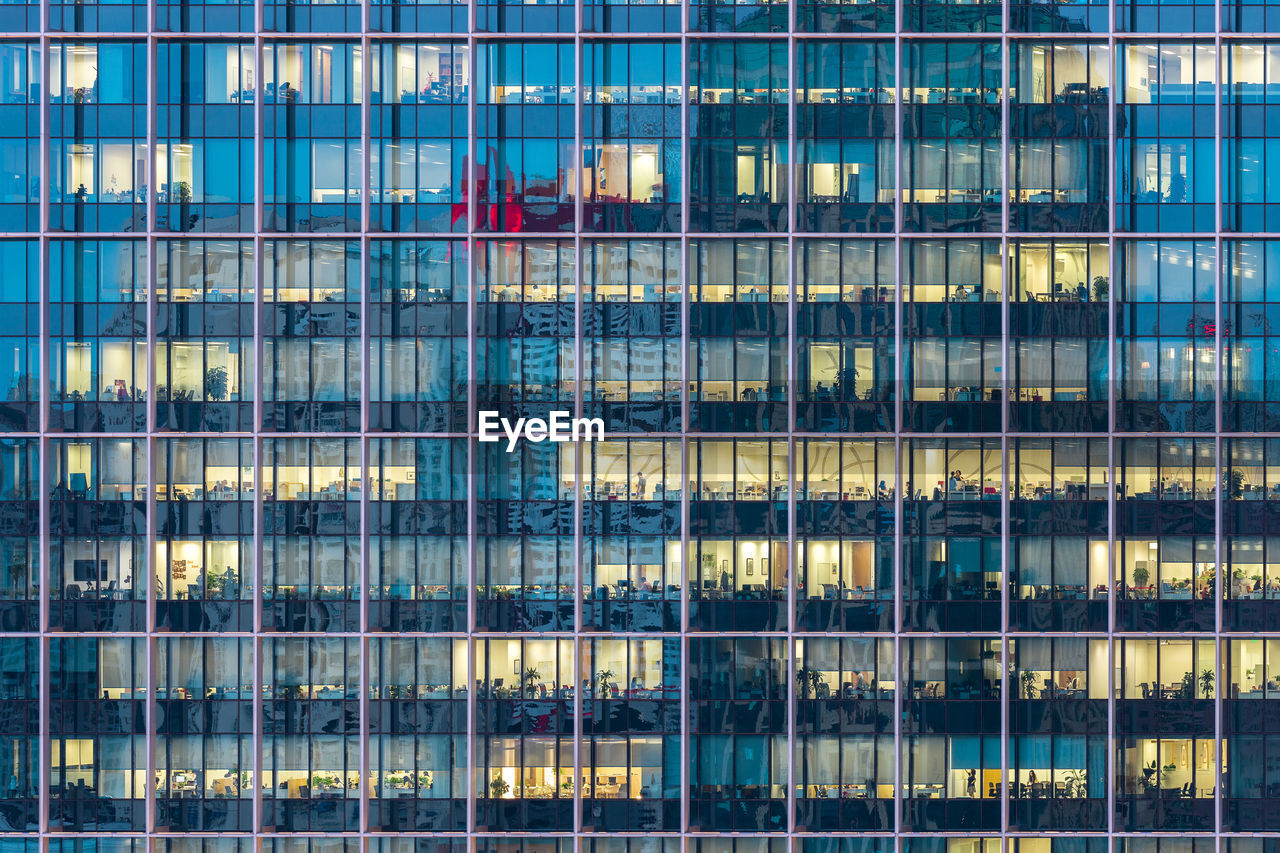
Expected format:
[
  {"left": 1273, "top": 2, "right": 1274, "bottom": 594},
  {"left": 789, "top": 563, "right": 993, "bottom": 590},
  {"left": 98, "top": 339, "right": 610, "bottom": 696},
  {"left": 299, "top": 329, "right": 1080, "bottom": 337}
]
[
  {"left": 1064, "top": 768, "right": 1087, "bottom": 798},
  {"left": 522, "top": 667, "right": 541, "bottom": 696},
  {"left": 489, "top": 773, "right": 510, "bottom": 799},
  {"left": 205, "top": 365, "right": 229, "bottom": 401},
  {"left": 1020, "top": 669, "right": 1040, "bottom": 700},
  {"left": 1131, "top": 565, "right": 1150, "bottom": 596},
  {"left": 594, "top": 668, "right": 615, "bottom": 695},
  {"left": 1092, "top": 274, "right": 1108, "bottom": 301},
  {"left": 311, "top": 773, "right": 340, "bottom": 792},
  {"left": 1199, "top": 668, "right": 1215, "bottom": 699},
  {"left": 1180, "top": 671, "right": 1196, "bottom": 699},
  {"left": 1223, "top": 469, "right": 1245, "bottom": 500},
  {"left": 795, "top": 666, "right": 823, "bottom": 699},
  {"left": 1140, "top": 760, "right": 1158, "bottom": 793}
]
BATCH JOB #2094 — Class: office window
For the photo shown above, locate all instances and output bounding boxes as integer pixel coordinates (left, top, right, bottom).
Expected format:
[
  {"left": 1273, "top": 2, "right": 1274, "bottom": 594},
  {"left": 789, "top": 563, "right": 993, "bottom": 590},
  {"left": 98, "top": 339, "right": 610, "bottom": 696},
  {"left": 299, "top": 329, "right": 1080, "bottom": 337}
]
[
  {"left": 155, "top": 438, "right": 254, "bottom": 631},
  {"left": 904, "top": 240, "right": 1003, "bottom": 431},
  {"left": 1118, "top": 45, "right": 1216, "bottom": 231},
  {"left": 795, "top": 638, "right": 894, "bottom": 830},
  {"left": 48, "top": 439, "right": 146, "bottom": 632},
  {"left": 370, "top": 43, "right": 469, "bottom": 233},
  {"left": 583, "top": 42, "right": 681, "bottom": 233},
  {"left": 48, "top": 43, "right": 148, "bottom": 231},
  {"left": 476, "top": 439, "right": 574, "bottom": 631},
  {"left": 903, "top": 42, "right": 1002, "bottom": 232},
  {"left": 0, "top": 45, "right": 37, "bottom": 231},
  {"left": 688, "top": 638, "right": 788, "bottom": 831},
  {"left": 155, "top": 239, "right": 255, "bottom": 432},
  {"left": 0, "top": 241, "right": 38, "bottom": 432},
  {"left": 263, "top": 44, "right": 363, "bottom": 231},
  {"left": 583, "top": 239, "right": 682, "bottom": 433},
  {"left": 49, "top": 240, "right": 147, "bottom": 433},
  {"left": 688, "top": 239, "right": 788, "bottom": 432},
  {"left": 475, "top": 42, "right": 575, "bottom": 231},
  {"left": 370, "top": 638, "right": 467, "bottom": 830},
  {"left": 797, "top": 239, "right": 894, "bottom": 431},
  {"left": 797, "top": 0, "right": 892, "bottom": 32},
  {"left": 156, "top": 42, "right": 255, "bottom": 232},
  {"left": 797, "top": 42, "right": 895, "bottom": 232},
  {"left": 1118, "top": 240, "right": 1217, "bottom": 431},
  {"left": 155, "top": 638, "right": 254, "bottom": 831},
  {"left": 1010, "top": 43, "right": 1109, "bottom": 231},
  {"left": 1225, "top": 240, "right": 1280, "bottom": 430},
  {"left": 50, "top": 639, "right": 148, "bottom": 831},
  {"left": 688, "top": 41, "right": 789, "bottom": 232},
  {"left": 263, "top": 240, "right": 362, "bottom": 431}
]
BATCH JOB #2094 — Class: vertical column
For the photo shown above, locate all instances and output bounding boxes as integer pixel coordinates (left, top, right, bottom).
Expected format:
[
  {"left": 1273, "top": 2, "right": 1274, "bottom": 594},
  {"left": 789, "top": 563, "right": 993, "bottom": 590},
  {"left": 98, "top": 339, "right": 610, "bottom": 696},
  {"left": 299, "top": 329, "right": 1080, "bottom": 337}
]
[
  {"left": 1213, "top": 0, "right": 1224, "bottom": 838},
  {"left": 1105, "top": 12, "right": 1118, "bottom": 845},
  {"left": 891, "top": 0, "right": 904, "bottom": 838},
  {"left": 571, "top": 15, "right": 584, "bottom": 838},
  {"left": 677, "top": 0, "right": 690, "bottom": 839},
  {"left": 998, "top": 4, "right": 1010, "bottom": 837},
  {"left": 35, "top": 0, "right": 49, "bottom": 839},
  {"left": 464, "top": 0, "right": 478, "bottom": 841},
  {"left": 143, "top": 17, "right": 159, "bottom": 838},
  {"left": 784, "top": 0, "right": 797, "bottom": 837},
  {"left": 251, "top": 11, "right": 266, "bottom": 841},
  {"left": 358, "top": 0, "right": 372, "bottom": 835}
]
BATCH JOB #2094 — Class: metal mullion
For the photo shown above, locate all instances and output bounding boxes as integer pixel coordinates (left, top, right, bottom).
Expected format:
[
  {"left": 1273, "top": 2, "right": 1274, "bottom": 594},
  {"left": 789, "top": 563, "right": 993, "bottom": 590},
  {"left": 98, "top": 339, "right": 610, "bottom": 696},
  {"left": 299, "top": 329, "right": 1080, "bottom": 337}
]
[
  {"left": 678, "top": 0, "right": 690, "bottom": 833},
  {"left": 464, "top": 0, "right": 477, "bottom": 835},
  {"left": 358, "top": 0, "right": 372, "bottom": 827},
  {"left": 1214, "top": 0, "right": 1224, "bottom": 833},
  {"left": 36, "top": 0, "right": 48, "bottom": 838},
  {"left": 998, "top": 3, "right": 1010, "bottom": 830},
  {"left": 1105, "top": 6, "right": 1118, "bottom": 837},
  {"left": 250, "top": 11, "right": 265, "bottom": 837},
  {"left": 571, "top": 26, "right": 584, "bottom": 837},
  {"left": 892, "top": 0, "right": 902, "bottom": 834},
  {"left": 142, "top": 22, "right": 158, "bottom": 841},
  {"left": 785, "top": 0, "right": 796, "bottom": 835}
]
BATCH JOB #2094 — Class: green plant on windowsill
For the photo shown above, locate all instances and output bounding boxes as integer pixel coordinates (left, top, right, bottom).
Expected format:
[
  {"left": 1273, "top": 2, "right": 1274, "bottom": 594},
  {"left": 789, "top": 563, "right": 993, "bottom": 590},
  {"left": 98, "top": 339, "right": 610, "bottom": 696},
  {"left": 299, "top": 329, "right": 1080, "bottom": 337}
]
[
  {"left": 1199, "top": 668, "right": 1215, "bottom": 699},
  {"left": 489, "top": 774, "right": 510, "bottom": 799},
  {"left": 796, "top": 666, "right": 823, "bottom": 699},
  {"left": 1140, "top": 760, "right": 1158, "bottom": 793},
  {"left": 594, "top": 668, "right": 615, "bottom": 695},
  {"left": 1092, "top": 274, "right": 1108, "bottom": 302},
  {"left": 1223, "top": 468, "right": 1245, "bottom": 500},
  {"left": 1064, "top": 768, "right": 1087, "bottom": 798},
  {"left": 522, "top": 667, "right": 542, "bottom": 696},
  {"left": 311, "top": 774, "right": 341, "bottom": 791},
  {"left": 1019, "top": 669, "right": 1040, "bottom": 700},
  {"left": 205, "top": 365, "right": 229, "bottom": 401}
]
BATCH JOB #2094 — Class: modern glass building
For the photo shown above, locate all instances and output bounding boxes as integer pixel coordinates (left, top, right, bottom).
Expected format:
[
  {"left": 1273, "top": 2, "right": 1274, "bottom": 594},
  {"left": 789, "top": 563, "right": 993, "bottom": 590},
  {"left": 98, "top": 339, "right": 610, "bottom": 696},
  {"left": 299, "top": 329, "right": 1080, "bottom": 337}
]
[{"left": 4, "top": 0, "right": 1280, "bottom": 852}]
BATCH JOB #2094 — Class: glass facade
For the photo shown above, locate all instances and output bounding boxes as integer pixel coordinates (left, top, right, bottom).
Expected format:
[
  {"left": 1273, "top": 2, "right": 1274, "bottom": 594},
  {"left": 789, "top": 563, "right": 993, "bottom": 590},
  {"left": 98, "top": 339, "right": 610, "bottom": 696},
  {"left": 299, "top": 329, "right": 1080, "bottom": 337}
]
[{"left": 6, "top": 0, "right": 1280, "bottom": 851}]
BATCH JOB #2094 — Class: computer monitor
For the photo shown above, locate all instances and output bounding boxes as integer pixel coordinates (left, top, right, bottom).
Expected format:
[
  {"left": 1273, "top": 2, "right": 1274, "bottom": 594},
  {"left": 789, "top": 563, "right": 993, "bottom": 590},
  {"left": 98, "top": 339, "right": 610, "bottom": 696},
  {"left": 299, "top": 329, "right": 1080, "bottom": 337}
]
[{"left": 73, "top": 559, "right": 108, "bottom": 582}]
